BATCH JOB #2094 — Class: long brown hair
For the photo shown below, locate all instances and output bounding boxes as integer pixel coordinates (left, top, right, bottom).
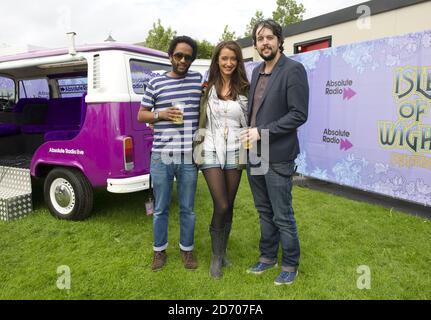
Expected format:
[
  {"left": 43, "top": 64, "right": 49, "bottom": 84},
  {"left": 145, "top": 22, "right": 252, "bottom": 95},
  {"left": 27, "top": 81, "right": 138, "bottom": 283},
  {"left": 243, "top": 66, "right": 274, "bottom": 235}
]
[{"left": 207, "top": 40, "right": 249, "bottom": 100}]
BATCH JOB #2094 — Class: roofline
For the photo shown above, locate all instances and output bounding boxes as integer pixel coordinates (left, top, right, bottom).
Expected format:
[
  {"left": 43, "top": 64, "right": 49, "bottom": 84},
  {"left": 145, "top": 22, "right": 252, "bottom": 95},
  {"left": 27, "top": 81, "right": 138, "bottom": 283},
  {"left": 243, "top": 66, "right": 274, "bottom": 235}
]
[
  {"left": 237, "top": 0, "right": 430, "bottom": 47},
  {"left": 0, "top": 43, "right": 168, "bottom": 63}
]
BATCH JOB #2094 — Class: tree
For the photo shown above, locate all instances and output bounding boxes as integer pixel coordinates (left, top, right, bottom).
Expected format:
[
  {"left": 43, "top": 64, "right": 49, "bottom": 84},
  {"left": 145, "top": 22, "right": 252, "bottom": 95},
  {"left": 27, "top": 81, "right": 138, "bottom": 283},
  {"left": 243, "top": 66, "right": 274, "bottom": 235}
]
[
  {"left": 272, "top": 0, "right": 305, "bottom": 26},
  {"left": 144, "top": 19, "right": 177, "bottom": 52},
  {"left": 196, "top": 39, "right": 214, "bottom": 59},
  {"left": 244, "top": 10, "right": 265, "bottom": 38},
  {"left": 219, "top": 25, "right": 237, "bottom": 42}
]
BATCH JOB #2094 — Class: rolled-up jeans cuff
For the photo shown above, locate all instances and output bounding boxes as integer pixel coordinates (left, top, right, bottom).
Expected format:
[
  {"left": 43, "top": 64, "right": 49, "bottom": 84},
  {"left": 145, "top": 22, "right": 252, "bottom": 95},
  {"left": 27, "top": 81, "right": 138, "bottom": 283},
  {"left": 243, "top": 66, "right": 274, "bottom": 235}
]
[
  {"left": 282, "top": 265, "right": 297, "bottom": 272},
  {"left": 259, "top": 257, "right": 277, "bottom": 265},
  {"left": 179, "top": 244, "right": 194, "bottom": 251},
  {"left": 154, "top": 243, "right": 168, "bottom": 252}
]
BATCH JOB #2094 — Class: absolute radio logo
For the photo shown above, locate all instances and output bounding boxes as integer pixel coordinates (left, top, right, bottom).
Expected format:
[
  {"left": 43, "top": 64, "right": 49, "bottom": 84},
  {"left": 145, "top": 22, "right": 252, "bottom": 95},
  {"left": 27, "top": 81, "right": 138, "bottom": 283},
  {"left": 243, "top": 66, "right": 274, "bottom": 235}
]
[
  {"left": 325, "top": 79, "right": 356, "bottom": 100},
  {"left": 322, "top": 128, "right": 353, "bottom": 151}
]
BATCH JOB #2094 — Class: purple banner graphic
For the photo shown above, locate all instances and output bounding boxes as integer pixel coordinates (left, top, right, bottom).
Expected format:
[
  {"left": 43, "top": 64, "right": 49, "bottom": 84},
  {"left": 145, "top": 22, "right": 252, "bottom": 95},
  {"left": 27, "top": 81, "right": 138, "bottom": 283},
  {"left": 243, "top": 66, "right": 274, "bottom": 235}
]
[{"left": 292, "top": 29, "right": 431, "bottom": 206}]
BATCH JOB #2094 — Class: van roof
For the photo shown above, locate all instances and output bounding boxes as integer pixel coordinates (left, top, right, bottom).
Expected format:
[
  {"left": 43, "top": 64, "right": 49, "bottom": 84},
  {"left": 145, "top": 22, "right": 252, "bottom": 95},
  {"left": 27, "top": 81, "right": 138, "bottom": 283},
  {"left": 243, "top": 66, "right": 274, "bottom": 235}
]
[{"left": 0, "top": 43, "right": 168, "bottom": 63}]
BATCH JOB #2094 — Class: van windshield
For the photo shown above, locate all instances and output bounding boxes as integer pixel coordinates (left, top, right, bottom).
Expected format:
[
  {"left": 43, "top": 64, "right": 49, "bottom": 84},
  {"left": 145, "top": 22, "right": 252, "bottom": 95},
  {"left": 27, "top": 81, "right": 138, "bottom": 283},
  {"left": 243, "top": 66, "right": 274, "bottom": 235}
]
[
  {"left": 0, "top": 76, "right": 15, "bottom": 102},
  {"left": 0, "top": 76, "right": 15, "bottom": 111}
]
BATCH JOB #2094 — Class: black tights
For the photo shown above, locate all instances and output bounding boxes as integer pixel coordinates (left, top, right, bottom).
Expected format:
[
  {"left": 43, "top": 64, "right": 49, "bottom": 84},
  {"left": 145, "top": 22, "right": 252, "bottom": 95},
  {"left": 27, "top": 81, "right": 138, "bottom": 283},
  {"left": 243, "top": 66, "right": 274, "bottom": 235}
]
[{"left": 202, "top": 168, "right": 242, "bottom": 230}]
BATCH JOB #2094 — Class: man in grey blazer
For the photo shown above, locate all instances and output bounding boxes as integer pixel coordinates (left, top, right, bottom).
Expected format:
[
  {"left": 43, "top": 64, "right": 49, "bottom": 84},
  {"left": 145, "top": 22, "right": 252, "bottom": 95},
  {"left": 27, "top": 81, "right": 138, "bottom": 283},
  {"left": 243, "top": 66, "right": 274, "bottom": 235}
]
[{"left": 241, "top": 19, "right": 309, "bottom": 285}]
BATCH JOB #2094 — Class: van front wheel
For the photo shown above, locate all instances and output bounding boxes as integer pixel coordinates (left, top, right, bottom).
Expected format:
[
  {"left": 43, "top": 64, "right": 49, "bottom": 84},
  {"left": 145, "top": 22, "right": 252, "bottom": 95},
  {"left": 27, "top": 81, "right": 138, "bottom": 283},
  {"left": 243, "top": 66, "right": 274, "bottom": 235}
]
[{"left": 44, "top": 167, "right": 93, "bottom": 220}]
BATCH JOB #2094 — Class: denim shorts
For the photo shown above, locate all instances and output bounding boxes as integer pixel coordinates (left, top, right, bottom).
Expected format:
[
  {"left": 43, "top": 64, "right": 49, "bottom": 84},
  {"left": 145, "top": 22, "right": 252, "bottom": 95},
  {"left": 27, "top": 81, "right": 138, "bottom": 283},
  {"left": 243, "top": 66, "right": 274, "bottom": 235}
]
[{"left": 199, "top": 150, "right": 239, "bottom": 170}]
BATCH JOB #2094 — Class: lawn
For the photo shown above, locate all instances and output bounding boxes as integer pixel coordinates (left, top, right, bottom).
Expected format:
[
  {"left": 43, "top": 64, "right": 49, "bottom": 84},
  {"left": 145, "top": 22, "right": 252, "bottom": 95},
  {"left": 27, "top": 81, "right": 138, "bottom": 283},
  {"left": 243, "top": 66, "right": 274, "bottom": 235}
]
[{"left": 0, "top": 173, "right": 430, "bottom": 300}]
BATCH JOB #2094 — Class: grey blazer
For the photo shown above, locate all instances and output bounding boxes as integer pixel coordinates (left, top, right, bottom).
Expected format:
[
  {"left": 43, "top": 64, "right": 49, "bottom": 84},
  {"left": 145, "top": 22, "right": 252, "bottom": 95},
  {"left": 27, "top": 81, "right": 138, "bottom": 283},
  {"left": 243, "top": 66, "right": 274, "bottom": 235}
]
[{"left": 248, "top": 54, "right": 309, "bottom": 163}]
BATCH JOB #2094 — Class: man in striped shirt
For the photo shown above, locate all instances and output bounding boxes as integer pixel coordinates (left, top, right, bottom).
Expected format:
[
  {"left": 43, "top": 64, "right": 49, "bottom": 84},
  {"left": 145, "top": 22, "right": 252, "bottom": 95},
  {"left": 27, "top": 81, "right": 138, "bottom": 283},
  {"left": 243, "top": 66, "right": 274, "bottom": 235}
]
[{"left": 138, "top": 36, "right": 202, "bottom": 271}]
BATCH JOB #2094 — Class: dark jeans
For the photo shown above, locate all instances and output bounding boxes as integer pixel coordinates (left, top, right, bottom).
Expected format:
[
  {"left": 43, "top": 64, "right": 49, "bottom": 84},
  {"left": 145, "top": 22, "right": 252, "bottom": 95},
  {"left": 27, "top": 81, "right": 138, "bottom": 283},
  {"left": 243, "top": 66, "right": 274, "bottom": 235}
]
[{"left": 247, "top": 161, "right": 300, "bottom": 272}]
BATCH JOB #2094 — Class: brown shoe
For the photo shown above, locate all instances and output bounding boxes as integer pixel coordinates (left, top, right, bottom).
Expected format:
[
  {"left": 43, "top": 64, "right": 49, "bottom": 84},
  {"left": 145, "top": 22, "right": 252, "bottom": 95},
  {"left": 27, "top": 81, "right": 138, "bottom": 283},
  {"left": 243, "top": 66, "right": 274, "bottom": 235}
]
[
  {"left": 180, "top": 249, "right": 198, "bottom": 270},
  {"left": 151, "top": 250, "right": 167, "bottom": 271}
]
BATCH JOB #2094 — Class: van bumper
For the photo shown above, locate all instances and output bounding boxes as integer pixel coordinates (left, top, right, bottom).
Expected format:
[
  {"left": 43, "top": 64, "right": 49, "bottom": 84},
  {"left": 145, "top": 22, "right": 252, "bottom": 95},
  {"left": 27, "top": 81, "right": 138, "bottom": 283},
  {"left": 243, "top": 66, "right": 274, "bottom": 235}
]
[{"left": 107, "top": 174, "right": 150, "bottom": 193}]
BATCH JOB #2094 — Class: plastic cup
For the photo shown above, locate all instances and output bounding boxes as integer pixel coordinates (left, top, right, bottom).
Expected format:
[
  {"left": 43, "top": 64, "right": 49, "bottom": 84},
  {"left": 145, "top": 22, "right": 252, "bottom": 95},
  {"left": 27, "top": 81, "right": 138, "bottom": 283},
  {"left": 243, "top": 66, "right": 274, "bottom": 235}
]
[
  {"left": 172, "top": 102, "right": 185, "bottom": 124},
  {"left": 241, "top": 127, "right": 252, "bottom": 150}
]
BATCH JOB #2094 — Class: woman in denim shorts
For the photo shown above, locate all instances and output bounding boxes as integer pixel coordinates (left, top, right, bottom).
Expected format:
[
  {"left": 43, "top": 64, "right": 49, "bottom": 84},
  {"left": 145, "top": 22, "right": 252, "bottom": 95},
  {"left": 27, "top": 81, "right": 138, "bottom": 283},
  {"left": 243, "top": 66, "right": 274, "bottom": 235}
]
[{"left": 194, "top": 41, "right": 249, "bottom": 279}]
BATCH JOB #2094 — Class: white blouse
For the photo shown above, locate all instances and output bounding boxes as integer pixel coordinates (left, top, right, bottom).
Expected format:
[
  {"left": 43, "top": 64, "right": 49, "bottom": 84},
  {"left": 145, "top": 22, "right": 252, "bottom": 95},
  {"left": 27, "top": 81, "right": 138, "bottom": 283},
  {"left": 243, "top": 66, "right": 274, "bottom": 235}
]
[{"left": 203, "top": 86, "right": 248, "bottom": 163}]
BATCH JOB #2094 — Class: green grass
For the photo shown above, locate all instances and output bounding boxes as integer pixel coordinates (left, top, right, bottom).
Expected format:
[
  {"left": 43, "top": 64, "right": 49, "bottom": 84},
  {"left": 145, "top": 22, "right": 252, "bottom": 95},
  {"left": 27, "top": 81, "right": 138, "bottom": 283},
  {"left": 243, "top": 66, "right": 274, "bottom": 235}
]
[{"left": 1, "top": 173, "right": 430, "bottom": 299}]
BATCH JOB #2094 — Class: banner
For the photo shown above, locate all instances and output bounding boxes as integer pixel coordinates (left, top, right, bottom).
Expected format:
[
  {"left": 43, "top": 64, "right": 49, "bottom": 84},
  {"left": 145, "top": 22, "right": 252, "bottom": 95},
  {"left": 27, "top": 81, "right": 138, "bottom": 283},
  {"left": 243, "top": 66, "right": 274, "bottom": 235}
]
[{"left": 291, "top": 30, "right": 431, "bottom": 206}]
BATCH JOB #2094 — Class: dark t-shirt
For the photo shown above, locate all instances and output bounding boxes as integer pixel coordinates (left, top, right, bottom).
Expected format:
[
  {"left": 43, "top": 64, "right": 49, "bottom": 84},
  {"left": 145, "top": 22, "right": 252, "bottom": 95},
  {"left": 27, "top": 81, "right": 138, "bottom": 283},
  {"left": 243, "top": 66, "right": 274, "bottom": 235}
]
[{"left": 250, "top": 64, "right": 272, "bottom": 128}]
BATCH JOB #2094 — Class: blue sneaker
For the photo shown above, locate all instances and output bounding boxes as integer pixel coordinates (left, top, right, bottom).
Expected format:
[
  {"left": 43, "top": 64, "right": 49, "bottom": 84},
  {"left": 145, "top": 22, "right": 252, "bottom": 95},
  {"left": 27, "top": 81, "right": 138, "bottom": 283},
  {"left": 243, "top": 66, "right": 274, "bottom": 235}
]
[
  {"left": 274, "top": 271, "right": 298, "bottom": 285},
  {"left": 246, "top": 262, "right": 277, "bottom": 274}
]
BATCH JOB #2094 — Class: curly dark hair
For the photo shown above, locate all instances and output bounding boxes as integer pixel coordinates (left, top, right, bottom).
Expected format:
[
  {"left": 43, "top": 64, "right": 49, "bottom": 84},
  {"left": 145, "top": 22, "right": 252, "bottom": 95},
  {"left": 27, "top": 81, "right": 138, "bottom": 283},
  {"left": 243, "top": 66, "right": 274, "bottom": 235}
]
[
  {"left": 252, "top": 19, "right": 284, "bottom": 53},
  {"left": 168, "top": 36, "right": 198, "bottom": 61}
]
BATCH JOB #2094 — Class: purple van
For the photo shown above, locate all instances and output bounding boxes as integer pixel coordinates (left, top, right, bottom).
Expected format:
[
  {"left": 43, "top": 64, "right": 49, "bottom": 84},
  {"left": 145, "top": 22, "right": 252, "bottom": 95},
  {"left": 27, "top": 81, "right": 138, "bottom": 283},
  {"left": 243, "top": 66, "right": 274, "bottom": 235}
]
[{"left": 0, "top": 42, "right": 174, "bottom": 220}]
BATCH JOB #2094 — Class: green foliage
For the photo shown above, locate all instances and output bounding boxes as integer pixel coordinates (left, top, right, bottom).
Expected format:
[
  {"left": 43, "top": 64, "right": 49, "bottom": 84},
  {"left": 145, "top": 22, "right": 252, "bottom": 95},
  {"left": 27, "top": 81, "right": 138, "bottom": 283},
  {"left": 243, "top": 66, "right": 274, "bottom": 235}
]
[
  {"left": 219, "top": 25, "right": 237, "bottom": 42},
  {"left": 144, "top": 19, "right": 177, "bottom": 53},
  {"left": 196, "top": 39, "right": 214, "bottom": 59},
  {"left": 1, "top": 175, "right": 430, "bottom": 299},
  {"left": 245, "top": 10, "right": 265, "bottom": 38},
  {"left": 143, "top": 19, "right": 214, "bottom": 58},
  {"left": 272, "top": 0, "right": 306, "bottom": 26}
]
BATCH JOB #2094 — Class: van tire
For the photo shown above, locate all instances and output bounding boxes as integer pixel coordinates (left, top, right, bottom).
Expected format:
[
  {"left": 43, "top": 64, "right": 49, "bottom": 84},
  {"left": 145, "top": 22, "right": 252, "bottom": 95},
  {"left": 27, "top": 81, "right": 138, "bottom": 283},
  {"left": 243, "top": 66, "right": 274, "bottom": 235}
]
[{"left": 44, "top": 167, "right": 93, "bottom": 221}]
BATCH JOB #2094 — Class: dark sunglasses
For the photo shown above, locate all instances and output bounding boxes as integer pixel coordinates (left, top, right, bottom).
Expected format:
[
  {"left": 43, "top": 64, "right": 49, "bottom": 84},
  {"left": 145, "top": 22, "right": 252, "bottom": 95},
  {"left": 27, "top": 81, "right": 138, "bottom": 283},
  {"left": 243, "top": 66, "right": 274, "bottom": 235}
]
[{"left": 173, "top": 52, "right": 193, "bottom": 63}]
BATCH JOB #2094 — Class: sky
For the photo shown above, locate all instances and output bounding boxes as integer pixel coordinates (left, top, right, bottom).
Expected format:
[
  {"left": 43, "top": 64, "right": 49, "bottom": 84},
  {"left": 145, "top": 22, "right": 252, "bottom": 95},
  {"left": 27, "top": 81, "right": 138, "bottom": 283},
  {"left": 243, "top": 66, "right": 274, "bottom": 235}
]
[{"left": 1, "top": 0, "right": 366, "bottom": 48}]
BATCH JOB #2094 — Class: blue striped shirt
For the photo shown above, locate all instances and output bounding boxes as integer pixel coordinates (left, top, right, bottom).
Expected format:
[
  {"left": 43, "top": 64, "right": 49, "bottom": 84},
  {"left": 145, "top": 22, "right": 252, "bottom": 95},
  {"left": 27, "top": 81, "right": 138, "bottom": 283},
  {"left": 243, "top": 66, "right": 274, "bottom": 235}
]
[{"left": 141, "top": 71, "right": 202, "bottom": 153}]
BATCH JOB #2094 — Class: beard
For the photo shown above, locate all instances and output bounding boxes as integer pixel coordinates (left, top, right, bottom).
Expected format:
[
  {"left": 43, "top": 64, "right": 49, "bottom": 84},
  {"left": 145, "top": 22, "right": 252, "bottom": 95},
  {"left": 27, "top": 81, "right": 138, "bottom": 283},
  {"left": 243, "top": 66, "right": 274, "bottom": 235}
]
[
  {"left": 172, "top": 61, "right": 189, "bottom": 76},
  {"left": 259, "top": 47, "right": 278, "bottom": 61}
]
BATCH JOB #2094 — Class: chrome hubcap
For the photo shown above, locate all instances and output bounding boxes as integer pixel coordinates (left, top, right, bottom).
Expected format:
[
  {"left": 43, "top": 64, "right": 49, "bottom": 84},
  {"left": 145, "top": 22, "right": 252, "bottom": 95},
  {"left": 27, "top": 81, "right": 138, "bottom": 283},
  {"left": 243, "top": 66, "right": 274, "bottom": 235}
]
[
  {"left": 55, "top": 184, "right": 72, "bottom": 207},
  {"left": 50, "top": 178, "right": 75, "bottom": 215}
]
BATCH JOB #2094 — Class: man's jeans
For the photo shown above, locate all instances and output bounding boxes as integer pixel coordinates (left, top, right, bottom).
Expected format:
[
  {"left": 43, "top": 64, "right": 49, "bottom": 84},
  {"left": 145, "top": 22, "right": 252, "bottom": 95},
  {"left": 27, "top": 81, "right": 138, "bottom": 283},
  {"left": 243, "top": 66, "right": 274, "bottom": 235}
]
[
  {"left": 150, "top": 152, "right": 198, "bottom": 252},
  {"left": 247, "top": 160, "right": 300, "bottom": 272}
]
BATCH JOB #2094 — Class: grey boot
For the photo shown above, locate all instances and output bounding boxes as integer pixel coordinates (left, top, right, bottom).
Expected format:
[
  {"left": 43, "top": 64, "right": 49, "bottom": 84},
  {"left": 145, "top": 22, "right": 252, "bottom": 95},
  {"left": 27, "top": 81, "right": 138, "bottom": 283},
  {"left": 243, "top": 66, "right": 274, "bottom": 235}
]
[
  {"left": 222, "top": 222, "right": 232, "bottom": 267},
  {"left": 209, "top": 226, "right": 225, "bottom": 279}
]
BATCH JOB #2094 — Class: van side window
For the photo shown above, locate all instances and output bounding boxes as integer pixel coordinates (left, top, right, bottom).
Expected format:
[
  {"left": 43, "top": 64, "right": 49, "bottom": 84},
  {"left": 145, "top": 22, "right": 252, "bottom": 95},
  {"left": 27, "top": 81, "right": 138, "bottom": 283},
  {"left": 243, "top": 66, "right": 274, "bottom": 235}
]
[
  {"left": 19, "top": 79, "right": 49, "bottom": 99},
  {"left": 58, "top": 77, "right": 88, "bottom": 98},
  {"left": 130, "top": 59, "right": 170, "bottom": 94}
]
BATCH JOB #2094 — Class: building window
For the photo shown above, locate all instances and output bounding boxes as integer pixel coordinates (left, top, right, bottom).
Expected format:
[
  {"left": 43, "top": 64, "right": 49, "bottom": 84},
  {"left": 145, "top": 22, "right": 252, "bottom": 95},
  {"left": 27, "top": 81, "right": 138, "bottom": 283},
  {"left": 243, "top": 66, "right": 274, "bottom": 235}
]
[{"left": 294, "top": 36, "right": 332, "bottom": 54}]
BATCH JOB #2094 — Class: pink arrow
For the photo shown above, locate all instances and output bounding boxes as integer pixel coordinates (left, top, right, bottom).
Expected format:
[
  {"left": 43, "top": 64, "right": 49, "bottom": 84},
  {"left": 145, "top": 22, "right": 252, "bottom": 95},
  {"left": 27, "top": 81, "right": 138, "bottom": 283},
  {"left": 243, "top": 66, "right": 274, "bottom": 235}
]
[
  {"left": 343, "top": 87, "right": 356, "bottom": 100},
  {"left": 340, "top": 139, "right": 353, "bottom": 151}
]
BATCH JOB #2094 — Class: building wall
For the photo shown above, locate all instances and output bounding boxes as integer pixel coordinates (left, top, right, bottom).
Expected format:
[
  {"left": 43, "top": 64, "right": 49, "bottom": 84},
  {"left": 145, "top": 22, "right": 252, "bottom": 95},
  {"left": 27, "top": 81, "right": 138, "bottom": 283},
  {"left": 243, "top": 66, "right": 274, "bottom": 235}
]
[
  {"left": 243, "top": 1, "right": 431, "bottom": 60},
  {"left": 242, "top": 46, "right": 256, "bottom": 61}
]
